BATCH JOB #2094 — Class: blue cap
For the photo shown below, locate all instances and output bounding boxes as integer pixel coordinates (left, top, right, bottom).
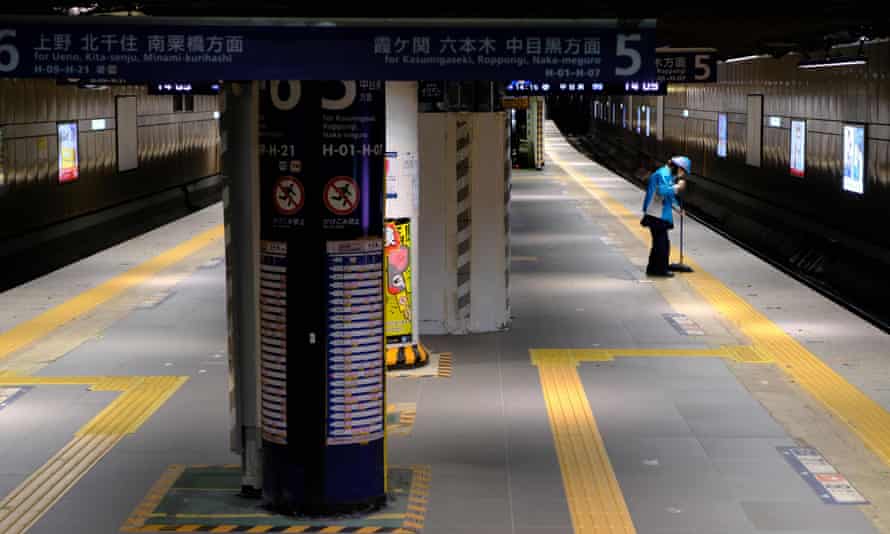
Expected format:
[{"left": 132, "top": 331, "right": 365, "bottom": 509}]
[{"left": 671, "top": 156, "right": 691, "bottom": 174}]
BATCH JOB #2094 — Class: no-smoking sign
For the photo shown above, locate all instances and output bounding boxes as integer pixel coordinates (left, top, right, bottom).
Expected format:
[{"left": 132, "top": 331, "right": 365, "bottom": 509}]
[
  {"left": 324, "top": 176, "right": 360, "bottom": 216},
  {"left": 274, "top": 176, "right": 304, "bottom": 216}
]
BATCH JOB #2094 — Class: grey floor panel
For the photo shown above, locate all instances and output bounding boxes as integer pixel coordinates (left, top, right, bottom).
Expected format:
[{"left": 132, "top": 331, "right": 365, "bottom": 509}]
[
  {"left": 627, "top": 497, "right": 758, "bottom": 534},
  {"left": 579, "top": 357, "right": 876, "bottom": 534},
  {"left": 0, "top": 386, "right": 116, "bottom": 497},
  {"left": 742, "top": 501, "right": 877, "bottom": 533},
  {"left": 713, "top": 459, "right": 821, "bottom": 502}
]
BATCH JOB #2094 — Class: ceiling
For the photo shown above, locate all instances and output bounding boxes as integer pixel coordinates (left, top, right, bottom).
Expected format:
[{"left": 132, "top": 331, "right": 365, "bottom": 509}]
[{"left": 5, "top": 1, "right": 889, "bottom": 60}]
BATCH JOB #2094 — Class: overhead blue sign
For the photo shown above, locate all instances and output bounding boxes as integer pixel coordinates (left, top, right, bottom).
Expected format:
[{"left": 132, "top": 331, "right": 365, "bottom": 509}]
[
  {"left": 656, "top": 49, "right": 717, "bottom": 83},
  {"left": 505, "top": 79, "right": 666, "bottom": 95},
  {"left": 0, "top": 20, "right": 656, "bottom": 82}
]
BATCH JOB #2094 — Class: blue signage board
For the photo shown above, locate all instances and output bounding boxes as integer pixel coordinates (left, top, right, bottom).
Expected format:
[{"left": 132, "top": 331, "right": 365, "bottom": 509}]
[
  {"left": 656, "top": 49, "right": 717, "bottom": 83},
  {"left": 505, "top": 79, "right": 666, "bottom": 95},
  {"left": 0, "top": 20, "right": 655, "bottom": 82}
]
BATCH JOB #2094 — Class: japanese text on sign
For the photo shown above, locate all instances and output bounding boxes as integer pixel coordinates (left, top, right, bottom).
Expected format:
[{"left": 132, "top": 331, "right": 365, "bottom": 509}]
[{"left": 0, "top": 23, "right": 656, "bottom": 81}]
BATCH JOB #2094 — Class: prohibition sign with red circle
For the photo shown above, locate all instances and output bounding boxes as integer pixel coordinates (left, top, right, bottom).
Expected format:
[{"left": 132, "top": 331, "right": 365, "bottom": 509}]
[
  {"left": 274, "top": 176, "right": 305, "bottom": 216},
  {"left": 323, "top": 176, "right": 360, "bottom": 216}
]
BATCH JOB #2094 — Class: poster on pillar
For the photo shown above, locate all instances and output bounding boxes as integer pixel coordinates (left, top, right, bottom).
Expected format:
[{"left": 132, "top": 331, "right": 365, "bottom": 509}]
[
  {"left": 321, "top": 81, "right": 386, "bottom": 232},
  {"left": 319, "top": 81, "right": 387, "bottom": 447},
  {"left": 384, "top": 219, "right": 413, "bottom": 344},
  {"left": 325, "top": 239, "right": 385, "bottom": 447}
]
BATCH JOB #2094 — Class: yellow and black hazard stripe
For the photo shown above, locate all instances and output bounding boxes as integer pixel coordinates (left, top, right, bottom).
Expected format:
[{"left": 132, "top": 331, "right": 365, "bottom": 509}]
[
  {"left": 455, "top": 119, "right": 472, "bottom": 320},
  {"left": 129, "top": 526, "right": 418, "bottom": 532},
  {"left": 437, "top": 353, "right": 453, "bottom": 378},
  {"left": 385, "top": 344, "right": 429, "bottom": 370},
  {"left": 402, "top": 465, "right": 432, "bottom": 533}
]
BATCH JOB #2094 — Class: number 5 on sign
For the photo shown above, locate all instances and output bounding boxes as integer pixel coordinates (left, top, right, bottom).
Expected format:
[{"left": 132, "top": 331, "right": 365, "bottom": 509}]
[
  {"left": 694, "top": 54, "right": 712, "bottom": 81},
  {"left": 615, "top": 34, "right": 641, "bottom": 76},
  {"left": 265, "top": 80, "right": 357, "bottom": 111}
]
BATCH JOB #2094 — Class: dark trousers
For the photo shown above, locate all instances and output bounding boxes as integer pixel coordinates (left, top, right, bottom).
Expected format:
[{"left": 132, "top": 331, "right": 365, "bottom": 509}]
[{"left": 646, "top": 217, "right": 671, "bottom": 274}]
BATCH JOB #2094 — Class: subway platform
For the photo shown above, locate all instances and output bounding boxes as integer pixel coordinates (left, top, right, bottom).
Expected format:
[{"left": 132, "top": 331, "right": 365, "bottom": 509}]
[{"left": 0, "top": 122, "right": 889, "bottom": 533}]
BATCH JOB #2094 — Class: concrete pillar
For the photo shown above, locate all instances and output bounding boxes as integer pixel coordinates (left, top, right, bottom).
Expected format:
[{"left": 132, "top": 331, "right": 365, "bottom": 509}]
[
  {"left": 418, "top": 112, "right": 511, "bottom": 335},
  {"left": 220, "top": 81, "right": 263, "bottom": 495}
]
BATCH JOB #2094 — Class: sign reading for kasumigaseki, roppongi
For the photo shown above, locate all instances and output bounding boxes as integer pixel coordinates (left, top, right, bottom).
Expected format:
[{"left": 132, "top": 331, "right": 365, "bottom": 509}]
[{"left": 0, "top": 21, "right": 656, "bottom": 82}]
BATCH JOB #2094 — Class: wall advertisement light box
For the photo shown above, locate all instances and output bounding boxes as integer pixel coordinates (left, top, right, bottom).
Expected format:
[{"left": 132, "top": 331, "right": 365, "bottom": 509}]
[
  {"left": 645, "top": 106, "right": 651, "bottom": 137},
  {"left": 717, "top": 113, "right": 727, "bottom": 158},
  {"left": 843, "top": 124, "right": 865, "bottom": 194},
  {"left": 58, "top": 122, "right": 79, "bottom": 183},
  {"left": 790, "top": 120, "right": 806, "bottom": 177}
]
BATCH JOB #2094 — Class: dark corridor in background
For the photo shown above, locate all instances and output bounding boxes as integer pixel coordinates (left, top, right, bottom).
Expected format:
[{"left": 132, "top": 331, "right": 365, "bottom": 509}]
[
  {"left": 0, "top": 80, "right": 222, "bottom": 291},
  {"left": 549, "top": 39, "right": 890, "bottom": 331}
]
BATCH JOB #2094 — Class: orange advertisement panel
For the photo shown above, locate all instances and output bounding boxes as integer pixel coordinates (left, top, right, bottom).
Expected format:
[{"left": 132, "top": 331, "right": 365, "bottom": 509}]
[{"left": 58, "top": 122, "right": 79, "bottom": 183}]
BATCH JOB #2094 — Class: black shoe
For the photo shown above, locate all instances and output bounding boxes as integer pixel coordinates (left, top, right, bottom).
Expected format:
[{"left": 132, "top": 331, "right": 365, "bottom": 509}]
[{"left": 646, "top": 271, "right": 674, "bottom": 278}]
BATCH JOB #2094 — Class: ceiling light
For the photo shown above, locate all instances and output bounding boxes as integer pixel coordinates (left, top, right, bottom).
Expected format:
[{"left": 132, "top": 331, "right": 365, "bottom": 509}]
[
  {"left": 798, "top": 56, "right": 867, "bottom": 69},
  {"left": 724, "top": 55, "right": 770, "bottom": 63}
]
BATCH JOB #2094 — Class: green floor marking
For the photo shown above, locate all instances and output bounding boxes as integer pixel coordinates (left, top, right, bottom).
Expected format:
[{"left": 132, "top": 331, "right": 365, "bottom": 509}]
[{"left": 124, "top": 465, "right": 429, "bottom": 531}]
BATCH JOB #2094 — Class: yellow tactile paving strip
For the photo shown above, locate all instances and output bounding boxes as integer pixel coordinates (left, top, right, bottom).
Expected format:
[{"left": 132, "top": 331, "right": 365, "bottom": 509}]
[
  {"left": 687, "top": 268, "right": 890, "bottom": 467},
  {"left": 0, "top": 374, "right": 187, "bottom": 534},
  {"left": 534, "top": 354, "right": 635, "bottom": 534},
  {"left": 531, "top": 346, "right": 773, "bottom": 364},
  {"left": 0, "top": 225, "right": 224, "bottom": 362},
  {"left": 546, "top": 143, "right": 890, "bottom": 472}
]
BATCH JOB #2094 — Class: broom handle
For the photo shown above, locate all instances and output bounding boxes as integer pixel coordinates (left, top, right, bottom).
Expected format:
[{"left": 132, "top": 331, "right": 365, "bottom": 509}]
[{"left": 678, "top": 200, "right": 685, "bottom": 264}]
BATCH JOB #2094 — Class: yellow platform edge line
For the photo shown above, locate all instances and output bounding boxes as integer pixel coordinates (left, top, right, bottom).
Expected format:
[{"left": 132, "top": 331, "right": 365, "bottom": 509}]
[
  {"left": 547, "top": 145, "right": 890, "bottom": 472},
  {"left": 0, "top": 224, "right": 224, "bottom": 362}
]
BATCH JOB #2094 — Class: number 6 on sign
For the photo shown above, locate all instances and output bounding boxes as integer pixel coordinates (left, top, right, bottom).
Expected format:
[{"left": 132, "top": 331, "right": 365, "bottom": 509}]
[
  {"left": 615, "top": 34, "right": 641, "bottom": 76},
  {"left": 0, "top": 30, "right": 19, "bottom": 73}
]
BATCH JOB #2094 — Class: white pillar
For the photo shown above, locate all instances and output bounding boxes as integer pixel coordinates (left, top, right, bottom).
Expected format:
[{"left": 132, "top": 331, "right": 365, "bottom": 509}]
[{"left": 418, "top": 112, "right": 511, "bottom": 335}]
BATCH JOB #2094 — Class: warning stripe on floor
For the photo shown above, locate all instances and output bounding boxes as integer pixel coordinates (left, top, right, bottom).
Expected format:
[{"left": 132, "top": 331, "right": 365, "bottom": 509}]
[
  {"left": 123, "top": 465, "right": 430, "bottom": 534},
  {"left": 437, "top": 353, "right": 453, "bottom": 378}
]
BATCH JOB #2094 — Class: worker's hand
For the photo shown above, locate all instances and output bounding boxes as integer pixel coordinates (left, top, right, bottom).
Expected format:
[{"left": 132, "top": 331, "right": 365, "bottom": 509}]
[{"left": 676, "top": 179, "right": 687, "bottom": 192}]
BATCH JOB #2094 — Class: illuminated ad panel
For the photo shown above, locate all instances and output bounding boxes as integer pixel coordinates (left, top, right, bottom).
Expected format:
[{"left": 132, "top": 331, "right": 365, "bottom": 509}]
[
  {"left": 58, "top": 122, "right": 79, "bottom": 183},
  {"left": 843, "top": 124, "right": 865, "bottom": 194},
  {"left": 790, "top": 120, "right": 806, "bottom": 177}
]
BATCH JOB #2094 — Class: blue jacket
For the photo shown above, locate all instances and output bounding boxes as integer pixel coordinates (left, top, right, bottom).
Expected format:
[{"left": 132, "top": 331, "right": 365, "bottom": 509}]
[{"left": 642, "top": 166, "right": 680, "bottom": 225}]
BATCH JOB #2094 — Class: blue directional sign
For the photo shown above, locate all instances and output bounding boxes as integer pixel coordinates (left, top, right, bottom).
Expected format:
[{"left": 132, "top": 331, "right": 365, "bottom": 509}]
[
  {"left": 505, "top": 79, "right": 666, "bottom": 95},
  {"left": 656, "top": 48, "right": 717, "bottom": 83},
  {"left": 0, "top": 20, "right": 656, "bottom": 82}
]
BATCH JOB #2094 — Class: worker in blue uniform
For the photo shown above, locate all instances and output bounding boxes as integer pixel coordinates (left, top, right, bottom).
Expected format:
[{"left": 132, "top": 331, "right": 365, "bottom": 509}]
[{"left": 641, "top": 156, "right": 689, "bottom": 277}]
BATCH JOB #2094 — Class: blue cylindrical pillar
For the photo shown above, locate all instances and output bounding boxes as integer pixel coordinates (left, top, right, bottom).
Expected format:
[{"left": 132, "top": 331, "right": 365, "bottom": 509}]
[{"left": 258, "top": 80, "right": 387, "bottom": 515}]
